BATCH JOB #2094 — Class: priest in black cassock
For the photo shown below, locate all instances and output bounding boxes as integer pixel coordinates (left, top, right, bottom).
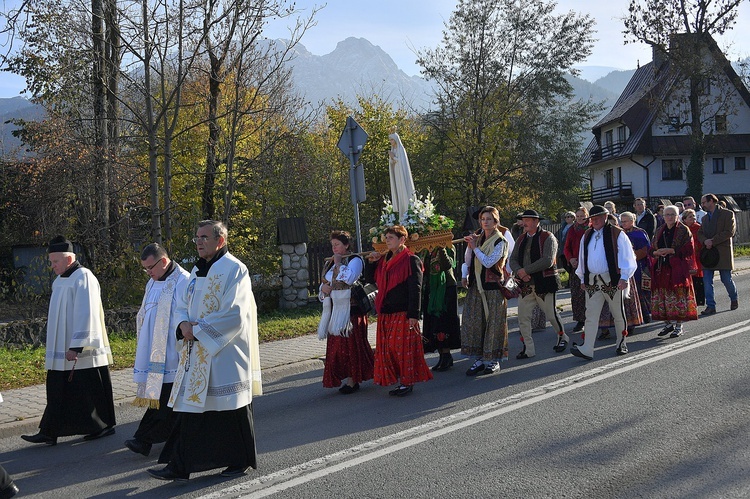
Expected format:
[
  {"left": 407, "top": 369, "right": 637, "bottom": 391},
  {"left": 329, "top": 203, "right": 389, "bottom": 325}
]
[
  {"left": 21, "top": 236, "right": 116, "bottom": 446},
  {"left": 148, "top": 220, "right": 262, "bottom": 481}
]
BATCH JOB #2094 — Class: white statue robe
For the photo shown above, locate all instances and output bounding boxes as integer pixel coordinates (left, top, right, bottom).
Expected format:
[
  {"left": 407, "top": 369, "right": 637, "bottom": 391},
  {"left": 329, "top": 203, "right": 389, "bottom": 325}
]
[
  {"left": 169, "top": 252, "right": 262, "bottom": 413},
  {"left": 388, "top": 132, "right": 416, "bottom": 217},
  {"left": 45, "top": 266, "right": 112, "bottom": 371},
  {"left": 133, "top": 264, "right": 189, "bottom": 407}
]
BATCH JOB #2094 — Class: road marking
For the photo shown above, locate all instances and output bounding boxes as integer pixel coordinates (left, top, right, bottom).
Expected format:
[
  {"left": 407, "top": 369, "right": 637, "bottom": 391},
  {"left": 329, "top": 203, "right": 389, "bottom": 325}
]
[{"left": 201, "top": 319, "right": 750, "bottom": 498}]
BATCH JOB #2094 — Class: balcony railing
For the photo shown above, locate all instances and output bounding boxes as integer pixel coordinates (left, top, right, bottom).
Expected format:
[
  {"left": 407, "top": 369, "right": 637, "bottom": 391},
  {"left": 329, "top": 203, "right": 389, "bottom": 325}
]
[
  {"left": 579, "top": 182, "right": 633, "bottom": 203},
  {"left": 590, "top": 141, "right": 625, "bottom": 162}
]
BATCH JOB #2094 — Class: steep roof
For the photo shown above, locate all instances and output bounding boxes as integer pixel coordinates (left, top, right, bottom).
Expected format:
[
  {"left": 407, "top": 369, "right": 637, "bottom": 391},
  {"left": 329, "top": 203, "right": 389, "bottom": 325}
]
[{"left": 580, "top": 33, "right": 750, "bottom": 169}]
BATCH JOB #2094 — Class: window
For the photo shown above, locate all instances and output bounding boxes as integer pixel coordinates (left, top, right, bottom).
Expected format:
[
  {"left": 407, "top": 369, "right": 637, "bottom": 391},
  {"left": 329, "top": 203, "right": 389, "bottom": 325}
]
[
  {"left": 605, "top": 169, "right": 614, "bottom": 188},
  {"left": 715, "top": 115, "right": 727, "bottom": 133},
  {"left": 604, "top": 130, "right": 613, "bottom": 147},
  {"left": 617, "top": 125, "right": 627, "bottom": 143},
  {"left": 668, "top": 116, "right": 679, "bottom": 133},
  {"left": 662, "top": 159, "right": 683, "bottom": 180},
  {"left": 712, "top": 158, "right": 725, "bottom": 174},
  {"left": 736, "top": 157, "right": 746, "bottom": 170}
]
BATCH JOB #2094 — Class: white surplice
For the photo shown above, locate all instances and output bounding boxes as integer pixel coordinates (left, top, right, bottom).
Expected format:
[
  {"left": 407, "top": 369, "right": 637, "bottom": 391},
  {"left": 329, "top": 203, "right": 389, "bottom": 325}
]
[
  {"left": 45, "top": 267, "right": 112, "bottom": 371},
  {"left": 169, "top": 252, "right": 262, "bottom": 413}
]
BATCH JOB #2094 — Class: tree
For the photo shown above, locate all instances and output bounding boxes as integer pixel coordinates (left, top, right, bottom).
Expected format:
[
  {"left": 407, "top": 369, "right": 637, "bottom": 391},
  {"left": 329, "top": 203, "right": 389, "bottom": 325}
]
[
  {"left": 417, "top": 0, "right": 598, "bottom": 216},
  {"left": 624, "top": 0, "right": 744, "bottom": 200}
]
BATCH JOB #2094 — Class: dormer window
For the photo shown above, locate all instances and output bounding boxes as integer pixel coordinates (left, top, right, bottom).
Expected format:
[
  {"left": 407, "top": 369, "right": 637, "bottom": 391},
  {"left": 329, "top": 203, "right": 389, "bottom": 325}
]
[{"left": 667, "top": 116, "right": 679, "bottom": 133}]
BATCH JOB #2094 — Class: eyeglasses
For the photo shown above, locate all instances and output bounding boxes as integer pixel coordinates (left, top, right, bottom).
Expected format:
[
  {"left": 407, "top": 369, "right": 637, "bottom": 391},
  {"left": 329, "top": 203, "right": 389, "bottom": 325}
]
[
  {"left": 142, "top": 259, "right": 162, "bottom": 273},
  {"left": 192, "top": 235, "right": 215, "bottom": 243}
]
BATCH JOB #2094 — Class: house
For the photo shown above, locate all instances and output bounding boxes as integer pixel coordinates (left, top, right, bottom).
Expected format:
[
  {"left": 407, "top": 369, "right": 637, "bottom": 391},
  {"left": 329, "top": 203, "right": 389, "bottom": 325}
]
[{"left": 579, "top": 33, "right": 750, "bottom": 211}]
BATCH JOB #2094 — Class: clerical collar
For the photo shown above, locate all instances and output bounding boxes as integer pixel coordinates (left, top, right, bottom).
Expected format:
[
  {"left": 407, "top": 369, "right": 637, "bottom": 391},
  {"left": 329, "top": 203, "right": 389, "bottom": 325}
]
[
  {"left": 158, "top": 260, "right": 176, "bottom": 281},
  {"left": 60, "top": 261, "right": 82, "bottom": 278},
  {"left": 196, "top": 246, "right": 228, "bottom": 277}
]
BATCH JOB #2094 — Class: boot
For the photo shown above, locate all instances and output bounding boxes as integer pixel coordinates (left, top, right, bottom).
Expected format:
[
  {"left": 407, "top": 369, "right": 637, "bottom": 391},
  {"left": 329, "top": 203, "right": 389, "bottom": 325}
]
[
  {"left": 435, "top": 353, "right": 454, "bottom": 372},
  {"left": 431, "top": 353, "right": 446, "bottom": 371}
]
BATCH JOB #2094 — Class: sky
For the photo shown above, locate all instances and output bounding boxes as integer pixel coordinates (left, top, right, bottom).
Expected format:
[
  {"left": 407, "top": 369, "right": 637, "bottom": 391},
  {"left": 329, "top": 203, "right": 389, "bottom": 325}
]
[{"left": 2, "top": 0, "right": 750, "bottom": 98}]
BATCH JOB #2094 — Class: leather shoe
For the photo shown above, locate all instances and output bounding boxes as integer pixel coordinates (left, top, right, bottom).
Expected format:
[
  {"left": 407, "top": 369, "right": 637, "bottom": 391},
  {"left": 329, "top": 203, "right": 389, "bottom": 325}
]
[
  {"left": 553, "top": 337, "right": 568, "bottom": 353},
  {"left": 433, "top": 353, "right": 454, "bottom": 372},
  {"left": 597, "top": 329, "right": 611, "bottom": 340},
  {"left": 394, "top": 385, "right": 413, "bottom": 397},
  {"left": 84, "top": 426, "right": 115, "bottom": 441},
  {"left": 465, "top": 361, "right": 485, "bottom": 376},
  {"left": 700, "top": 306, "right": 716, "bottom": 316},
  {"left": 516, "top": 352, "right": 533, "bottom": 360},
  {"left": 572, "top": 321, "right": 585, "bottom": 333},
  {"left": 21, "top": 433, "right": 57, "bottom": 446},
  {"left": 147, "top": 466, "right": 189, "bottom": 481},
  {"left": 125, "top": 438, "right": 152, "bottom": 457},
  {"left": 570, "top": 343, "right": 593, "bottom": 361},
  {"left": 730, "top": 300, "right": 739, "bottom": 311},
  {"left": 220, "top": 466, "right": 249, "bottom": 477},
  {"left": 480, "top": 361, "right": 501, "bottom": 375},
  {"left": 0, "top": 481, "right": 19, "bottom": 499},
  {"left": 338, "top": 383, "right": 360, "bottom": 395}
]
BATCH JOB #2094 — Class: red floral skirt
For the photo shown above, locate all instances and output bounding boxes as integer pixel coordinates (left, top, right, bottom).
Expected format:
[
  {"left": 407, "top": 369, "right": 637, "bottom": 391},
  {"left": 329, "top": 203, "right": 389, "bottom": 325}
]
[
  {"left": 651, "top": 263, "right": 698, "bottom": 322},
  {"left": 374, "top": 312, "right": 433, "bottom": 387},
  {"left": 322, "top": 312, "right": 375, "bottom": 388}
]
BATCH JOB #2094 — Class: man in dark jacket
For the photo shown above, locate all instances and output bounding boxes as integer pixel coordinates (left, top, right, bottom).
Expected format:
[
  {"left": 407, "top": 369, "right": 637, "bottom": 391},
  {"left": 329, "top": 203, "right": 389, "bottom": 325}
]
[
  {"left": 697, "top": 193, "right": 738, "bottom": 314},
  {"left": 634, "top": 198, "right": 656, "bottom": 239}
]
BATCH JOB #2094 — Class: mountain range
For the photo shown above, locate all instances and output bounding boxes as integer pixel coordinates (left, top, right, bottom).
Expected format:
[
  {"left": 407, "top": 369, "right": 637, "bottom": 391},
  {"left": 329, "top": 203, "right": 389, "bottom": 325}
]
[{"left": 0, "top": 37, "right": 636, "bottom": 158}]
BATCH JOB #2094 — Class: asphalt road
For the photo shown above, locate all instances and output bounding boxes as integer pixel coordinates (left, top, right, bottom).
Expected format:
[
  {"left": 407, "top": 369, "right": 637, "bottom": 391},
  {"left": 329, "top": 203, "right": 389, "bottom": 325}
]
[{"left": 2, "top": 271, "right": 749, "bottom": 498}]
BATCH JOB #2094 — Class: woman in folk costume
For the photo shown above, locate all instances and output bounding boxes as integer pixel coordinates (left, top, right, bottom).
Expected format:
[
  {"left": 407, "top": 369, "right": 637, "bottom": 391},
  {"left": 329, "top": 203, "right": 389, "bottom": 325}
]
[
  {"left": 650, "top": 205, "right": 699, "bottom": 338},
  {"left": 460, "top": 206, "right": 509, "bottom": 376},
  {"left": 682, "top": 208, "right": 705, "bottom": 306},
  {"left": 563, "top": 207, "right": 589, "bottom": 333},
  {"left": 418, "top": 246, "right": 460, "bottom": 372},
  {"left": 317, "top": 230, "right": 375, "bottom": 394},
  {"left": 620, "top": 211, "right": 653, "bottom": 323},
  {"left": 365, "top": 225, "right": 431, "bottom": 396}
]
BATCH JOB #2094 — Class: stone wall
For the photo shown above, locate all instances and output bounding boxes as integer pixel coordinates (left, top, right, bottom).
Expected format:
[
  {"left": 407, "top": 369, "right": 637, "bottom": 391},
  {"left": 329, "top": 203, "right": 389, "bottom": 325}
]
[{"left": 279, "top": 242, "right": 309, "bottom": 309}]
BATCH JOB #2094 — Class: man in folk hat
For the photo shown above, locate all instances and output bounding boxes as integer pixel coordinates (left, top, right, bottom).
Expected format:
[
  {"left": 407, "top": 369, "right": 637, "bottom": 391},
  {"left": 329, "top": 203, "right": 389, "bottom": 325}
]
[
  {"left": 22, "top": 236, "right": 116, "bottom": 446},
  {"left": 124, "top": 243, "right": 189, "bottom": 457},
  {"left": 509, "top": 209, "right": 569, "bottom": 359},
  {"left": 571, "top": 206, "right": 637, "bottom": 360},
  {"left": 697, "top": 193, "right": 738, "bottom": 314}
]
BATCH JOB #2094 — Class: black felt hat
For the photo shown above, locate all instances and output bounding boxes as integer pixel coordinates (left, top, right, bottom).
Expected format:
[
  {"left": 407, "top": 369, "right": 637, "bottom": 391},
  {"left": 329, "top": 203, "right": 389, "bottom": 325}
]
[
  {"left": 585, "top": 205, "right": 609, "bottom": 219},
  {"left": 699, "top": 246, "right": 720, "bottom": 268},
  {"left": 48, "top": 235, "right": 73, "bottom": 253},
  {"left": 516, "top": 209, "right": 542, "bottom": 220}
]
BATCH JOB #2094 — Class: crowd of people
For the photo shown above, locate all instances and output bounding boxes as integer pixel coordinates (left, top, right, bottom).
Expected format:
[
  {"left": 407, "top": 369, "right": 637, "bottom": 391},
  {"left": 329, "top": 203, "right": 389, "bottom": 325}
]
[
  {"left": 6, "top": 193, "right": 740, "bottom": 493},
  {"left": 317, "top": 193, "right": 740, "bottom": 395}
]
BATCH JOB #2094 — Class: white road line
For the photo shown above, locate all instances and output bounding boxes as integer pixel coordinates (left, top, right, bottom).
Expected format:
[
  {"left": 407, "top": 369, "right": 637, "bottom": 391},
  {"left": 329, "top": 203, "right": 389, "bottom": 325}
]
[{"left": 201, "top": 319, "right": 750, "bottom": 499}]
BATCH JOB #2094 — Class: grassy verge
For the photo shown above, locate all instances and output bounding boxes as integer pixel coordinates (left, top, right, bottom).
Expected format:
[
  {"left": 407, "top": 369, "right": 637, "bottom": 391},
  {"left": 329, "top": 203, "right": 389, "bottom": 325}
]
[{"left": 0, "top": 304, "right": 327, "bottom": 391}]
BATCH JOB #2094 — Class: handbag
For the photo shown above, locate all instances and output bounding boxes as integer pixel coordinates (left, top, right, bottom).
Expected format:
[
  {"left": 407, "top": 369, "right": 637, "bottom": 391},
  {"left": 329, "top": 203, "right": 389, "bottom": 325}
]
[
  {"left": 501, "top": 276, "right": 520, "bottom": 300},
  {"left": 351, "top": 282, "right": 378, "bottom": 315}
]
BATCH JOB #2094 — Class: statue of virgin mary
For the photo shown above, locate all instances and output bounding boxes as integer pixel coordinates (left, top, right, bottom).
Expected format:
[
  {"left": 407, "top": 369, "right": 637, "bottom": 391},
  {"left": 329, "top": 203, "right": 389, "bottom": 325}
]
[{"left": 387, "top": 127, "right": 416, "bottom": 218}]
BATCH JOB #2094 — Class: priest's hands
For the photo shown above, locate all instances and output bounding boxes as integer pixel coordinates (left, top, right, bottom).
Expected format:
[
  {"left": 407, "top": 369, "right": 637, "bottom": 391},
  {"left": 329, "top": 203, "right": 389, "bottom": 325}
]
[
  {"left": 179, "top": 321, "right": 199, "bottom": 341},
  {"left": 65, "top": 350, "right": 78, "bottom": 361}
]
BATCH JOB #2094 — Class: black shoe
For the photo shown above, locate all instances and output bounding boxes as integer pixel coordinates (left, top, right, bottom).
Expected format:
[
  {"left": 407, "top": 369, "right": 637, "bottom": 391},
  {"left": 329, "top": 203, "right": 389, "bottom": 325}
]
[
  {"left": 572, "top": 321, "right": 585, "bottom": 333},
  {"left": 0, "top": 482, "right": 19, "bottom": 499},
  {"left": 431, "top": 353, "right": 446, "bottom": 371},
  {"left": 670, "top": 326, "right": 683, "bottom": 338},
  {"left": 570, "top": 343, "right": 593, "bottom": 361},
  {"left": 147, "top": 466, "right": 189, "bottom": 481},
  {"left": 516, "top": 352, "right": 533, "bottom": 360},
  {"left": 465, "top": 360, "right": 485, "bottom": 376},
  {"left": 220, "top": 466, "right": 250, "bottom": 477},
  {"left": 658, "top": 323, "right": 674, "bottom": 336},
  {"left": 616, "top": 339, "right": 628, "bottom": 355},
  {"left": 21, "top": 433, "right": 57, "bottom": 446},
  {"left": 84, "top": 426, "right": 115, "bottom": 441},
  {"left": 553, "top": 337, "right": 568, "bottom": 353},
  {"left": 395, "top": 385, "right": 413, "bottom": 397},
  {"left": 700, "top": 307, "right": 716, "bottom": 316},
  {"left": 125, "top": 438, "right": 152, "bottom": 457},
  {"left": 434, "top": 353, "right": 454, "bottom": 372},
  {"left": 597, "top": 329, "right": 611, "bottom": 340},
  {"left": 338, "top": 383, "right": 360, "bottom": 395},
  {"left": 731, "top": 300, "right": 739, "bottom": 311}
]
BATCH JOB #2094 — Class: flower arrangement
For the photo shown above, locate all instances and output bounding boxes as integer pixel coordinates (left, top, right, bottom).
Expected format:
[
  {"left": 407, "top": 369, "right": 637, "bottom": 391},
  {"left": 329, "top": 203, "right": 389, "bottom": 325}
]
[{"left": 369, "top": 192, "right": 455, "bottom": 245}]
